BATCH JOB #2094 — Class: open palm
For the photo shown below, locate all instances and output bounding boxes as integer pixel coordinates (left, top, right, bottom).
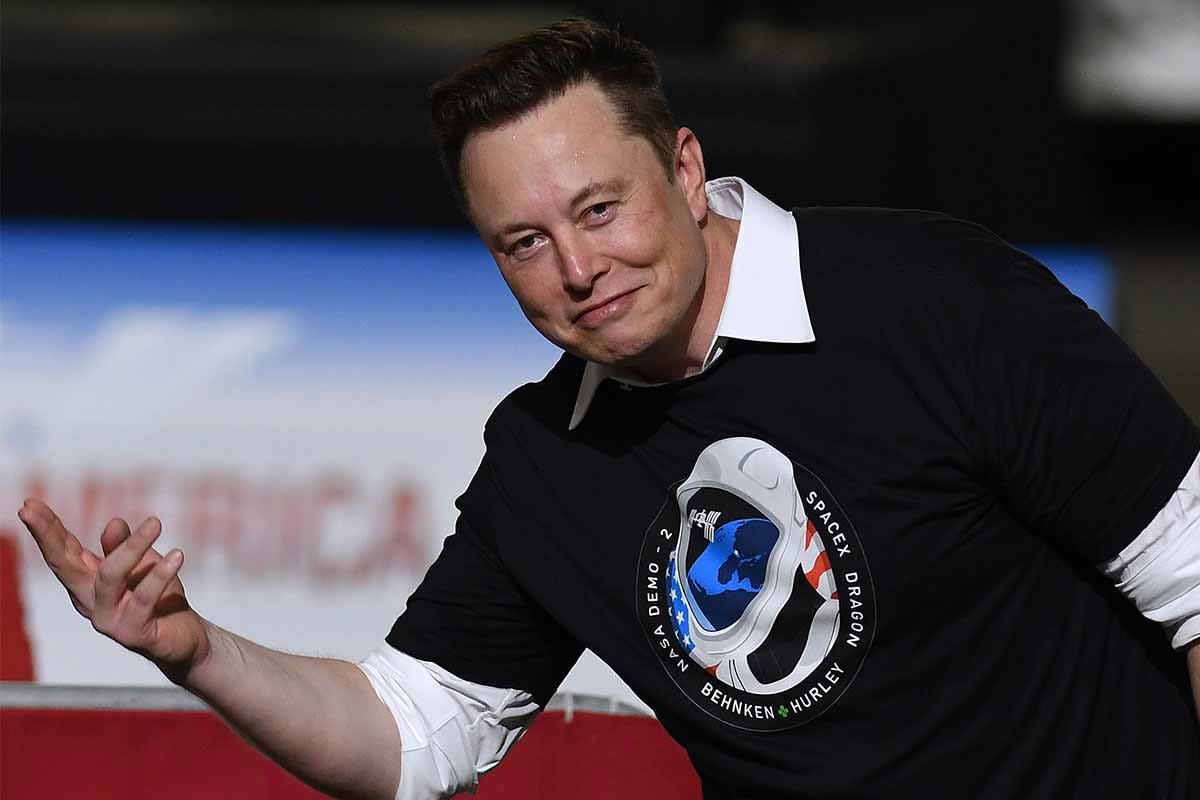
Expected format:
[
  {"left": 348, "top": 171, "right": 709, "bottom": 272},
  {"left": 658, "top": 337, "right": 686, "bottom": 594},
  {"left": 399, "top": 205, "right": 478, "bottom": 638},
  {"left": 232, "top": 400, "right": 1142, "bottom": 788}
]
[{"left": 18, "top": 498, "right": 209, "bottom": 682}]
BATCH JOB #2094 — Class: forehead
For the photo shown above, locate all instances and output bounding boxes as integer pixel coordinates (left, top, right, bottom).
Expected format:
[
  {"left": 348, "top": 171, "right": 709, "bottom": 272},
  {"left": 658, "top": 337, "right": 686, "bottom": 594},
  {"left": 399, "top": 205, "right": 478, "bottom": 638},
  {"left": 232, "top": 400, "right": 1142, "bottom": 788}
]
[{"left": 460, "top": 83, "right": 659, "bottom": 230}]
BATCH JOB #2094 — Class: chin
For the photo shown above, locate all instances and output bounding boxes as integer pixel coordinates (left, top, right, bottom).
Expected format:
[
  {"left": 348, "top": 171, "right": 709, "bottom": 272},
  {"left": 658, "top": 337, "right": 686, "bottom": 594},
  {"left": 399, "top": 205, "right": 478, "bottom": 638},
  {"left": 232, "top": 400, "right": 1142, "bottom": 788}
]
[
  {"left": 571, "top": 344, "right": 641, "bottom": 367},
  {"left": 558, "top": 309, "right": 677, "bottom": 367},
  {"left": 590, "top": 338, "right": 672, "bottom": 375}
]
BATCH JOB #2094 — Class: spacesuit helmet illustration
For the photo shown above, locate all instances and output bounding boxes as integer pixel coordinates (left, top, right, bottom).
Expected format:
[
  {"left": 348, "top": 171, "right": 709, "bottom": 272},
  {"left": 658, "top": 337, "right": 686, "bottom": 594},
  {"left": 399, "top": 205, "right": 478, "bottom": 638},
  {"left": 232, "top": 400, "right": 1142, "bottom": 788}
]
[{"left": 668, "top": 438, "right": 840, "bottom": 695}]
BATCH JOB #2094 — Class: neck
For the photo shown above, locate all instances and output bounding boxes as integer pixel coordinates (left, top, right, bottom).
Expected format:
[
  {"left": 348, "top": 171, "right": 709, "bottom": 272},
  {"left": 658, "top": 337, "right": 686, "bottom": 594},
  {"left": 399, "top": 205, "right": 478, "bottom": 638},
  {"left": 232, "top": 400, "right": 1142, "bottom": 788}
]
[{"left": 627, "top": 210, "right": 740, "bottom": 383}]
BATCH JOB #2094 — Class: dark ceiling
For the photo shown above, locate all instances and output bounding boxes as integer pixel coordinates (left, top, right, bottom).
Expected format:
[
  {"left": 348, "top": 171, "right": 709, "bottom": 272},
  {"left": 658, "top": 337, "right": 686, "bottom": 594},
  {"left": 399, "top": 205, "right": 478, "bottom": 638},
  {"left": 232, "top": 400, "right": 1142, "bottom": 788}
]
[{"left": 4, "top": 2, "right": 1197, "bottom": 242}]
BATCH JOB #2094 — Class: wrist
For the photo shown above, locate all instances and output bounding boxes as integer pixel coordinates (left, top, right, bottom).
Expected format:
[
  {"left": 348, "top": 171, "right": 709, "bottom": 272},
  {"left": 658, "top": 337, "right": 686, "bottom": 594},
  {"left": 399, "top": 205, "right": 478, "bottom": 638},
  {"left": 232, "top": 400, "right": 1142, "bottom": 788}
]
[{"left": 161, "top": 613, "right": 219, "bottom": 689}]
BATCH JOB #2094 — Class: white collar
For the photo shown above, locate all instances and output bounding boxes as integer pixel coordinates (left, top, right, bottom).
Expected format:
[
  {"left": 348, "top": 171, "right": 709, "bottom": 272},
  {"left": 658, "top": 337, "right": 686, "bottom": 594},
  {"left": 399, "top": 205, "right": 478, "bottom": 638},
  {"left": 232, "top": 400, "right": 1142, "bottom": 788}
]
[{"left": 568, "top": 176, "right": 816, "bottom": 430}]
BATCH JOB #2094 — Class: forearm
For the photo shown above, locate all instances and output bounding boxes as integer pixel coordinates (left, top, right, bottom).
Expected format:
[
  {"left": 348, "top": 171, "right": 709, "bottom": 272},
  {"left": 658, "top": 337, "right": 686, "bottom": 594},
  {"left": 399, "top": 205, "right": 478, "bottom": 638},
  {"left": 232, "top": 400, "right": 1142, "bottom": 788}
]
[{"left": 181, "top": 621, "right": 402, "bottom": 800}]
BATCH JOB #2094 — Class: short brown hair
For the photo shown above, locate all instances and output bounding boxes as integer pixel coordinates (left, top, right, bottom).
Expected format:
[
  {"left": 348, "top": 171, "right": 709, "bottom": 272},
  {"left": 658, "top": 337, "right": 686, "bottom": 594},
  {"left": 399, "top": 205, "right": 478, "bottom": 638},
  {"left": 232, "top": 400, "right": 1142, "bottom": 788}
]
[{"left": 430, "top": 18, "right": 678, "bottom": 209}]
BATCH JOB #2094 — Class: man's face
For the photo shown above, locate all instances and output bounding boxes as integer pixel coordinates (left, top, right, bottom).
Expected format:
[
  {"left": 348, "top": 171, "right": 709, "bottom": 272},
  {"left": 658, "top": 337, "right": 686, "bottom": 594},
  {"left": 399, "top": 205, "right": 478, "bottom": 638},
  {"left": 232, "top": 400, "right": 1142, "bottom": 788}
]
[{"left": 461, "top": 82, "right": 711, "bottom": 371}]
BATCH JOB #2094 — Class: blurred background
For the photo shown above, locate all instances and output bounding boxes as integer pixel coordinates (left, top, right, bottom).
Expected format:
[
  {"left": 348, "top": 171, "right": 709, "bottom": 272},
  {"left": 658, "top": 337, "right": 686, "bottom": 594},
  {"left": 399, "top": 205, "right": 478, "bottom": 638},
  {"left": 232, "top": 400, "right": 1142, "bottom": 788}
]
[{"left": 2, "top": 0, "right": 1198, "bottom": 707}]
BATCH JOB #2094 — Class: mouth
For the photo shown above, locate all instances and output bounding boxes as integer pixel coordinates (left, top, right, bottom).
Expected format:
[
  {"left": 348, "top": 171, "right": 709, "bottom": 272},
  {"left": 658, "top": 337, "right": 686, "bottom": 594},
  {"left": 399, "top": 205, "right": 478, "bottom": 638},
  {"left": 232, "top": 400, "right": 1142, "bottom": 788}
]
[{"left": 574, "top": 286, "right": 643, "bottom": 328}]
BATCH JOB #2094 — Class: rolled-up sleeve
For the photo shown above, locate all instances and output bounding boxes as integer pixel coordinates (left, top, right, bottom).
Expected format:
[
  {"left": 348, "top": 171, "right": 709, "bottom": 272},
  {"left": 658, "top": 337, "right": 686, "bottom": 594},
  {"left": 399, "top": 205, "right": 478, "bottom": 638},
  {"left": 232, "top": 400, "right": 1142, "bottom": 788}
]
[
  {"left": 1104, "top": 450, "right": 1200, "bottom": 649},
  {"left": 357, "top": 645, "right": 540, "bottom": 800}
]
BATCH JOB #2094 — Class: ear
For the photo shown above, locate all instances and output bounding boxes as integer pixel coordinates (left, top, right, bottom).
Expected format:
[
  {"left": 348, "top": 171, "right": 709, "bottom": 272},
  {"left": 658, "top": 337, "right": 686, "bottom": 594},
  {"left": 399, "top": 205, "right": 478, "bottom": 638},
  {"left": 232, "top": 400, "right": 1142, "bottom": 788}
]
[{"left": 674, "top": 127, "right": 708, "bottom": 224}]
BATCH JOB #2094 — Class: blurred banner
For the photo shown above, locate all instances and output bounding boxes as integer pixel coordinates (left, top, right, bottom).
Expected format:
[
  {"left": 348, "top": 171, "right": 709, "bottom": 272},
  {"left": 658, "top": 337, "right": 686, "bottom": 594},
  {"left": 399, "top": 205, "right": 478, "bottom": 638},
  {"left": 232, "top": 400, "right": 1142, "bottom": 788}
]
[
  {"left": 0, "top": 221, "right": 1114, "bottom": 706},
  {"left": 0, "top": 221, "right": 568, "bottom": 689}
]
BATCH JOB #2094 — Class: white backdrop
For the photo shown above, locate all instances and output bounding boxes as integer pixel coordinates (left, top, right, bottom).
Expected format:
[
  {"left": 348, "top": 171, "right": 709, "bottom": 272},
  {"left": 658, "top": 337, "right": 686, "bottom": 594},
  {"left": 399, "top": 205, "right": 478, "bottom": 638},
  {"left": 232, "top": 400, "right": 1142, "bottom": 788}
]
[
  {"left": 0, "top": 223, "right": 647, "bottom": 709},
  {"left": 0, "top": 222, "right": 1111, "bottom": 713}
]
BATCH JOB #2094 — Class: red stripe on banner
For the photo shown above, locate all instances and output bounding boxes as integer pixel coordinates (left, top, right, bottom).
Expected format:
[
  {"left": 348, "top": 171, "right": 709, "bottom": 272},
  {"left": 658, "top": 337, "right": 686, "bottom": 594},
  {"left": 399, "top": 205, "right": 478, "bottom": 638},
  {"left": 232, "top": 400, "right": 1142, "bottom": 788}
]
[
  {"left": 0, "top": 533, "right": 35, "bottom": 681},
  {"left": 1, "top": 705, "right": 700, "bottom": 800},
  {"left": 805, "top": 520, "right": 816, "bottom": 549},
  {"left": 0, "top": 708, "right": 325, "bottom": 800}
]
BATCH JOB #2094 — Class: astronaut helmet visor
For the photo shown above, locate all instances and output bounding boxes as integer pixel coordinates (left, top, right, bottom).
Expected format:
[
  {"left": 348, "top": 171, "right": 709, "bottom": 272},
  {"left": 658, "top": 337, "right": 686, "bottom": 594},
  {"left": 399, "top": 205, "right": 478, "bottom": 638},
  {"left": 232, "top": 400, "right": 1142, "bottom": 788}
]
[{"left": 680, "top": 487, "right": 780, "bottom": 632}]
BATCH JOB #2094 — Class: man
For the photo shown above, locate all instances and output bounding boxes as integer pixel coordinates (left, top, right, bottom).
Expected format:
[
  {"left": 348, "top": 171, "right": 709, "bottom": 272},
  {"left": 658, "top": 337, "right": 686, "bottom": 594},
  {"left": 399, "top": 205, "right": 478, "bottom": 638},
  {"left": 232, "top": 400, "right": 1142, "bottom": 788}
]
[{"left": 19, "top": 17, "right": 1200, "bottom": 800}]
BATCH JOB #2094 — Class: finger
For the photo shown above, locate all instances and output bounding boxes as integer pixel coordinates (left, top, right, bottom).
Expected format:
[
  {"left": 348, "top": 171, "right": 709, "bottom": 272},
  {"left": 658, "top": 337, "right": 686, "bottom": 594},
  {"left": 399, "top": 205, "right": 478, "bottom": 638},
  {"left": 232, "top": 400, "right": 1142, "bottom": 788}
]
[
  {"left": 18, "top": 499, "right": 73, "bottom": 563},
  {"left": 129, "top": 549, "right": 184, "bottom": 615},
  {"left": 128, "top": 549, "right": 168, "bottom": 589},
  {"left": 104, "top": 518, "right": 168, "bottom": 583},
  {"left": 95, "top": 517, "right": 163, "bottom": 610},
  {"left": 19, "top": 499, "right": 101, "bottom": 616},
  {"left": 100, "top": 518, "right": 132, "bottom": 557},
  {"left": 19, "top": 499, "right": 94, "bottom": 578}
]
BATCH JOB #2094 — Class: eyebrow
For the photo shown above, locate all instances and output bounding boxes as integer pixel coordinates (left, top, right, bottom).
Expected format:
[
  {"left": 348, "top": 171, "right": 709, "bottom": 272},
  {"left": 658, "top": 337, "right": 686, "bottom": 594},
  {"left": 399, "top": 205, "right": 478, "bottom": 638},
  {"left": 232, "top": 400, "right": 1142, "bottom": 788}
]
[
  {"left": 569, "top": 178, "right": 626, "bottom": 210},
  {"left": 494, "top": 178, "right": 628, "bottom": 242}
]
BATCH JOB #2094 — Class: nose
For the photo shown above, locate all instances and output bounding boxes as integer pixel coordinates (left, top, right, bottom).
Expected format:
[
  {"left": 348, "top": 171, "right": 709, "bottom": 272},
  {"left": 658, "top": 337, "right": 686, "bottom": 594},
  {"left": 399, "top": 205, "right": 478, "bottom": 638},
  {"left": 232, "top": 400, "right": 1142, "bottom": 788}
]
[{"left": 557, "top": 233, "right": 607, "bottom": 295}]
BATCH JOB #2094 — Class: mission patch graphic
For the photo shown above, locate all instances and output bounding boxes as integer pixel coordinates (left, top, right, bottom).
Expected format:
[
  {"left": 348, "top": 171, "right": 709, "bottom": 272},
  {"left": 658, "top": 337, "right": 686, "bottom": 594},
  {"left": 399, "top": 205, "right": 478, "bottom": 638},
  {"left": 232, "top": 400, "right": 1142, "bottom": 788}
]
[{"left": 636, "top": 437, "right": 876, "bottom": 731}]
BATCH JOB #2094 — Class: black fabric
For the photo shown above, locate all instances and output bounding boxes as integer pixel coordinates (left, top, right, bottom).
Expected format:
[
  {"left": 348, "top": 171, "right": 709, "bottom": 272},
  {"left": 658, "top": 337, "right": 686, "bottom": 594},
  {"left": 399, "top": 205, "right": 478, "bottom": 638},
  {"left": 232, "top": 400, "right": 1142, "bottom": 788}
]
[{"left": 388, "top": 208, "right": 1200, "bottom": 798}]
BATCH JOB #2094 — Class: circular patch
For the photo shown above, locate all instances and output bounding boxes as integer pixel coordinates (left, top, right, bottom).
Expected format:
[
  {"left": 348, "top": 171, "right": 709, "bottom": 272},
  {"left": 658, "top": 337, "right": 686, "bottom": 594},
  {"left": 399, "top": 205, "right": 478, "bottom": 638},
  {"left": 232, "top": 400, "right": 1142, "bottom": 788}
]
[{"left": 636, "top": 437, "right": 875, "bottom": 731}]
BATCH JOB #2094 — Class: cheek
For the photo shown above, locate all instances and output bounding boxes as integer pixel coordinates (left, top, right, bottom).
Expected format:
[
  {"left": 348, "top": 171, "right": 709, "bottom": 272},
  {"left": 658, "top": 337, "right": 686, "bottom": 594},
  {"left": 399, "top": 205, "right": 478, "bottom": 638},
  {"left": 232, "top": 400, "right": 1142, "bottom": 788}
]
[
  {"left": 606, "top": 209, "right": 672, "bottom": 266},
  {"left": 501, "top": 266, "right": 562, "bottom": 323},
  {"left": 660, "top": 230, "right": 707, "bottom": 312}
]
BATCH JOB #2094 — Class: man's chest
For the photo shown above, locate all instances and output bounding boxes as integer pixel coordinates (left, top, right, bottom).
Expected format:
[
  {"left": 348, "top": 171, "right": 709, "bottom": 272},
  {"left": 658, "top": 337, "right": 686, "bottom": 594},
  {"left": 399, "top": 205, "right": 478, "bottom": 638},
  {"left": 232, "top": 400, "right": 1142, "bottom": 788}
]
[{"left": 496, "top": 348, "right": 1035, "bottom": 726}]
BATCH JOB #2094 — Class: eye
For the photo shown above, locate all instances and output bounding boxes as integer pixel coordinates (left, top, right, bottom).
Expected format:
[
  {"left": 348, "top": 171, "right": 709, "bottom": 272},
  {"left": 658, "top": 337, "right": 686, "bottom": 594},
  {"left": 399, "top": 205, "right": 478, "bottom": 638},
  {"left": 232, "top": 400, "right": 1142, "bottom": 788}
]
[
  {"left": 583, "top": 201, "right": 615, "bottom": 223},
  {"left": 506, "top": 233, "right": 545, "bottom": 260}
]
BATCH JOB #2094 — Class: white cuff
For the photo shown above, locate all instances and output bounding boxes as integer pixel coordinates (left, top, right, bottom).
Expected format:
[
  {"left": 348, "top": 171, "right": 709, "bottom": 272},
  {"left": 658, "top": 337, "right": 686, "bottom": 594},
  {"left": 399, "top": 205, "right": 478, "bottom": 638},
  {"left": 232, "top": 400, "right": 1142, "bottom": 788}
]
[
  {"left": 356, "top": 646, "right": 540, "bottom": 800},
  {"left": 1104, "top": 450, "right": 1200, "bottom": 649}
]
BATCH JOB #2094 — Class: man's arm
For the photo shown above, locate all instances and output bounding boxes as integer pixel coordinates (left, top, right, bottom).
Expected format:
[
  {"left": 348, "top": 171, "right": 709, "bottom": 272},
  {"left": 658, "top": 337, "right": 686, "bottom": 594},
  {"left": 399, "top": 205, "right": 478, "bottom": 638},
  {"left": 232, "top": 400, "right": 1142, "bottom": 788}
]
[
  {"left": 184, "top": 624, "right": 402, "bottom": 800},
  {"left": 17, "top": 499, "right": 402, "bottom": 800}
]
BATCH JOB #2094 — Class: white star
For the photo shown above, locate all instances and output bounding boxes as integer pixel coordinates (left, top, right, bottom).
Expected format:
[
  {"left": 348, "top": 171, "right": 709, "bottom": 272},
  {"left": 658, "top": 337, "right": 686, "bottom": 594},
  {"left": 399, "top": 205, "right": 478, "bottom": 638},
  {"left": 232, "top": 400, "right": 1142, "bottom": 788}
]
[
  {"left": 670, "top": 587, "right": 678, "bottom": 601},
  {"left": 683, "top": 634, "right": 692, "bottom": 646},
  {"left": 676, "top": 611, "right": 685, "bottom": 624}
]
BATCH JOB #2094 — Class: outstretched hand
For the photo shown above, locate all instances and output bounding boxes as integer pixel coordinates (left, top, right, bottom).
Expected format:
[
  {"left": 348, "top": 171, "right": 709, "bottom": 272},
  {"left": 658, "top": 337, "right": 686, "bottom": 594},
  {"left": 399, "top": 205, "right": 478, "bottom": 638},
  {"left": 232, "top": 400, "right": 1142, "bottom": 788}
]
[{"left": 17, "top": 498, "right": 210, "bottom": 684}]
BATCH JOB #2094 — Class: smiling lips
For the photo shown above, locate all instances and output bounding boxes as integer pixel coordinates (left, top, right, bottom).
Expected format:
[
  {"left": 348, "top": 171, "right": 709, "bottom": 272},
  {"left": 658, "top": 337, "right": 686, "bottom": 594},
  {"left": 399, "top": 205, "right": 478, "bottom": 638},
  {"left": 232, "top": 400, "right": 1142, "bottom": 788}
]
[{"left": 574, "top": 286, "right": 643, "bottom": 328}]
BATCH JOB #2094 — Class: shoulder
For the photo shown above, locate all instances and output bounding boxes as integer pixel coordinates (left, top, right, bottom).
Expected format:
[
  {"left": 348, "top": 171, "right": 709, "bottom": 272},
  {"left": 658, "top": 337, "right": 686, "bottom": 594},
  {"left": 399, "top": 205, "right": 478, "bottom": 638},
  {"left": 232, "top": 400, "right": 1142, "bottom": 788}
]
[
  {"left": 792, "top": 206, "right": 1005, "bottom": 250},
  {"left": 791, "top": 207, "right": 1057, "bottom": 325},
  {"left": 792, "top": 206, "right": 1040, "bottom": 283},
  {"left": 485, "top": 353, "right": 583, "bottom": 447},
  {"left": 456, "top": 354, "right": 581, "bottom": 514}
]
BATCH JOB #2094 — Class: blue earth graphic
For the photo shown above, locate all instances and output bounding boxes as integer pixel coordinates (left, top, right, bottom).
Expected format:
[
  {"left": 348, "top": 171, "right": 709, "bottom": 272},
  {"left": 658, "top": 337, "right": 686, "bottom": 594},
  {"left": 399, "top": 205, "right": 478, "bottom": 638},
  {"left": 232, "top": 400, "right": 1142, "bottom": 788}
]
[{"left": 687, "top": 517, "right": 778, "bottom": 631}]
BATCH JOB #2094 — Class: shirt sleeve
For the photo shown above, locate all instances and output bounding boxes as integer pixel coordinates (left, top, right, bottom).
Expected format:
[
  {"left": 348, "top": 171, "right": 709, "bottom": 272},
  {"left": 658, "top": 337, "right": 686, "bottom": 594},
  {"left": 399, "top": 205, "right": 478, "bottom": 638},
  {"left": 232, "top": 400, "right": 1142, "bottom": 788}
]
[
  {"left": 356, "top": 645, "right": 540, "bottom": 800},
  {"left": 1102, "top": 451, "right": 1200, "bottom": 649},
  {"left": 964, "top": 231, "right": 1200, "bottom": 565}
]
